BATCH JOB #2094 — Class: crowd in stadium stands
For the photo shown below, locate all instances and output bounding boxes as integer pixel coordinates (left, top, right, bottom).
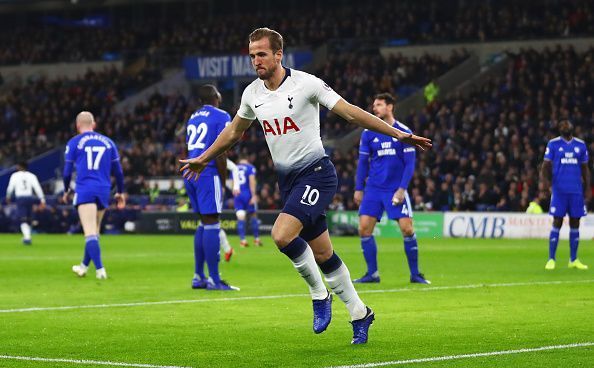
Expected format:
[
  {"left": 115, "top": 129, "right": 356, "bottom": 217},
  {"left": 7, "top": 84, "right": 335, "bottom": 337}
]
[
  {"left": 0, "top": 0, "right": 592, "bottom": 65},
  {"left": 0, "top": 66, "right": 161, "bottom": 166},
  {"left": 345, "top": 45, "right": 593, "bottom": 212},
  {"left": 319, "top": 49, "right": 469, "bottom": 138}
]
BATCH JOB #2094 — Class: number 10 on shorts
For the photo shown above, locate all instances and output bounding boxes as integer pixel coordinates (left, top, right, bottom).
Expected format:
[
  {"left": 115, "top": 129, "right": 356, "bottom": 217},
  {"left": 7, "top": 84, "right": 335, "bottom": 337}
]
[{"left": 300, "top": 185, "right": 320, "bottom": 206}]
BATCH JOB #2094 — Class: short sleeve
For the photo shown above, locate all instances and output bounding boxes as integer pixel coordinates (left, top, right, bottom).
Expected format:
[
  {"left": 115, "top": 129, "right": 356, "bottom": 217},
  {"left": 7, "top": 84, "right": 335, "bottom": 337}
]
[
  {"left": 249, "top": 165, "right": 256, "bottom": 177},
  {"left": 237, "top": 86, "right": 256, "bottom": 120},
  {"left": 65, "top": 140, "right": 75, "bottom": 162},
  {"left": 544, "top": 142, "right": 553, "bottom": 161},
  {"left": 359, "top": 130, "right": 370, "bottom": 155},
  {"left": 310, "top": 76, "right": 342, "bottom": 110},
  {"left": 110, "top": 139, "right": 120, "bottom": 161},
  {"left": 219, "top": 112, "right": 231, "bottom": 135},
  {"left": 580, "top": 144, "right": 589, "bottom": 163}
]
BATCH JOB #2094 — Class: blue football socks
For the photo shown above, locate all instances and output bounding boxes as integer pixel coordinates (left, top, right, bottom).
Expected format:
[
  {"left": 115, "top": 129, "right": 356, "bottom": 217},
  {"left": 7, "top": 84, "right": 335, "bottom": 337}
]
[
  {"left": 250, "top": 217, "right": 260, "bottom": 238},
  {"left": 569, "top": 228, "right": 579, "bottom": 262},
  {"left": 404, "top": 234, "right": 419, "bottom": 276},
  {"left": 549, "top": 227, "right": 560, "bottom": 260},
  {"left": 360, "top": 236, "right": 378, "bottom": 276},
  {"left": 237, "top": 220, "right": 246, "bottom": 241},
  {"left": 194, "top": 225, "right": 205, "bottom": 279},
  {"left": 203, "top": 223, "right": 221, "bottom": 284},
  {"left": 85, "top": 235, "right": 103, "bottom": 270}
]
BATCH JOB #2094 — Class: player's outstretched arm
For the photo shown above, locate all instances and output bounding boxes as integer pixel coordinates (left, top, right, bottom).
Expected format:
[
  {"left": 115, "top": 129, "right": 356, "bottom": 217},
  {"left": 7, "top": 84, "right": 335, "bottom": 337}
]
[
  {"left": 179, "top": 115, "right": 253, "bottom": 181},
  {"left": 331, "top": 99, "right": 432, "bottom": 150}
]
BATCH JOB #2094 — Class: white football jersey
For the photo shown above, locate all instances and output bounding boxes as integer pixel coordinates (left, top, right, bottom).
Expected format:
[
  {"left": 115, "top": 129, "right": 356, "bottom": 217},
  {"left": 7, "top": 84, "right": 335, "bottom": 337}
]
[
  {"left": 6, "top": 171, "right": 45, "bottom": 199},
  {"left": 237, "top": 68, "right": 341, "bottom": 180}
]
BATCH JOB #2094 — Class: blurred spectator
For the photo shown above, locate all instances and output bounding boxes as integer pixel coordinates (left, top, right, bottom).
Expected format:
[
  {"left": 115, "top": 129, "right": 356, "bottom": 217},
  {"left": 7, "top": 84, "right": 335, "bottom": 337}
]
[{"left": 1, "top": 0, "right": 592, "bottom": 65}]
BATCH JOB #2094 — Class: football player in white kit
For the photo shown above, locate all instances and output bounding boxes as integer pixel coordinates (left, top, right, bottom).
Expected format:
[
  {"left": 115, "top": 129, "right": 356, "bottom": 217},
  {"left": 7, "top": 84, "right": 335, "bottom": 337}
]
[
  {"left": 180, "top": 28, "right": 432, "bottom": 344},
  {"left": 5, "top": 162, "right": 46, "bottom": 245}
]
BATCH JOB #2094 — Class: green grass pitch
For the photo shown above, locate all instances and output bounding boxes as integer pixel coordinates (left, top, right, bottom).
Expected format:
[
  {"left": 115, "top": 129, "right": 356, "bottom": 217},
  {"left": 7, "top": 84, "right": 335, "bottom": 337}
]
[{"left": 0, "top": 234, "right": 593, "bottom": 367}]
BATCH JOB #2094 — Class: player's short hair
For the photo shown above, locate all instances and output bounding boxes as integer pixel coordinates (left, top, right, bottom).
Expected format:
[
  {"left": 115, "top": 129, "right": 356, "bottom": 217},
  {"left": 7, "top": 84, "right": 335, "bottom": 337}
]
[
  {"left": 374, "top": 93, "right": 396, "bottom": 106},
  {"left": 249, "top": 27, "right": 284, "bottom": 53},
  {"left": 17, "top": 161, "right": 27, "bottom": 170},
  {"left": 559, "top": 118, "right": 573, "bottom": 126},
  {"left": 197, "top": 84, "right": 220, "bottom": 106},
  {"left": 76, "top": 111, "right": 95, "bottom": 126}
]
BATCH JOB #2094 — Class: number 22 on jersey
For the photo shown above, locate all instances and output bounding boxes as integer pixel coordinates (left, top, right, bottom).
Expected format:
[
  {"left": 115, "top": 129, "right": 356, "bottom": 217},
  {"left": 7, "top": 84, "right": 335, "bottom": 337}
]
[{"left": 187, "top": 123, "right": 208, "bottom": 150}]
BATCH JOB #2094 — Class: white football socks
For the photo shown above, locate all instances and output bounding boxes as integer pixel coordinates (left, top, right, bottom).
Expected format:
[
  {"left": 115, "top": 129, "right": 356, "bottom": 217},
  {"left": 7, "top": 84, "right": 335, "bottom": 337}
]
[
  {"left": 323, "top": 263, "right": 367, "bottom": 320},
  {"left": 290, "top": 245, "right": 328, "bottom": 300},
  {"left": 219, "top": 229, "right": 231, "bottom": 253},
  {"left": 20, "top": 223, "right": 31, "bottom": 241}
]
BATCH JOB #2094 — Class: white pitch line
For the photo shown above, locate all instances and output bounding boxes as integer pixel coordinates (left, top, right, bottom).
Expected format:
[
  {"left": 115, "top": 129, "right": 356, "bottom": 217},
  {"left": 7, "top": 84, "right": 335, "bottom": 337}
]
[
  {"left": 326, "top": 342, "right": 594, "bottom": 368},
  {"left": 0, "top": 354, "right": 192, "bottom": 368},
  {"left": 1, "top": 279, "right": 593, "bottom": 314}
]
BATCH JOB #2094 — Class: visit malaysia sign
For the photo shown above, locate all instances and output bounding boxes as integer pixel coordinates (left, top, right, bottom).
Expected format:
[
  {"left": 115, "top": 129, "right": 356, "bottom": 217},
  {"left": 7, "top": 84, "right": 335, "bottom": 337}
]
[{"left": 183, "top": 51, "right": 313, "bottom": 79}]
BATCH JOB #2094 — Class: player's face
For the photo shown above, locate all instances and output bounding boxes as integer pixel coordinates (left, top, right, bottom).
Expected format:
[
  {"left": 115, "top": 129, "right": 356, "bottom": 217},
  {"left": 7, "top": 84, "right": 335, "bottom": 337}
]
[
  {"left": 249, "top": 38, "right": 282, "bottom": 80},
  {"left": 559, "top": 121, "right": 573, "bottom": 137},
  {"left": 372, "top": 99, "right": 392, "bottom": 120}
]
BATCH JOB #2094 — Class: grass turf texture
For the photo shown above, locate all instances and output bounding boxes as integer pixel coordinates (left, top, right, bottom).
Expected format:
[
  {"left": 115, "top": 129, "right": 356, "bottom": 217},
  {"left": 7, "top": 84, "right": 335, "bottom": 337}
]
[{"left": 0, "top": 234, "right": 593, "bottom": 368}]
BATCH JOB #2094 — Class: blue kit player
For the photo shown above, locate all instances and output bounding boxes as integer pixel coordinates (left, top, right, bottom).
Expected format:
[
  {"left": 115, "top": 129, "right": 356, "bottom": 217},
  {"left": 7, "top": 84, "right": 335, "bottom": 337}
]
[
  {"left": 541, "top": 120, "right": 590, "bottom": 270},
  {"left": 5, "top": 162, "right": 46, "bottom": 245},
  {"left": 63, "top": 111, "right": 125, "bottom": 279},
  {"left": 234, "top": 155, "right": 262, "bottom": 247},
  {"left": 185, "top": 84, "right": 238, "bottom": 291},
  {"left": 353, "top": 93, "right": 430, "bottom": 285},
  {"left": 180, "top": 28, "right": 431, "bottom": 344}
]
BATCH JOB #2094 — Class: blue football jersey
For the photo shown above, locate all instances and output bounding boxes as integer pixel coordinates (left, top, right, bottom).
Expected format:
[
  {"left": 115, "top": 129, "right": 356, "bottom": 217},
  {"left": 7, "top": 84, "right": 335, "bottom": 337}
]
[
  {"left": 65, "top": 132, "right": 120, "bottom": 190},
  {"left": 186, "top": 105, "right": 230, "bottom": 175},
  {"left": 358, "top": 121, "right": 416, "bottom": 192},
  {"left": 236, "top": 163, "right": 256, "bottom": 196},
  {"left": 544, "top": 137, "right": 589, "bottom": 194}
]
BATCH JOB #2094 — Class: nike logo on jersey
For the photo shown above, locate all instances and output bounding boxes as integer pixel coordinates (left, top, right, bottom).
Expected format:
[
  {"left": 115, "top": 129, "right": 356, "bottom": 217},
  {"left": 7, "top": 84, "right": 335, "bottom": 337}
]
[
  {"left": 372, "top": 138, "right": 380, "bottom": 143},
  {"left": 255, "top": 103, "right": 265, "bottom": 108}
]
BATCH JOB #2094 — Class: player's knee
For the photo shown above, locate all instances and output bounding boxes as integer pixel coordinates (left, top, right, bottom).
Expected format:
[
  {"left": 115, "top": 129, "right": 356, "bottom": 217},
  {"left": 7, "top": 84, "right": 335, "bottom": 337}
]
[
  {"left": 236, "top": 210, "right": 247, "bottom": 221},
  {"left": 553, "top": 218, "right": 563, "bottom": 228},
  {"left": 358, "top": 220, "right": 375, "bottom": 237},
  {"left": 569, "top": 218, "right": 580, "bottom": 229},
  {"left": 401, "top": 225, "right": 414, "bottom": 237},
  {"left": 312, "top": 246, "right": 333, "bottom": 263},
  {"left": 271, "top": 228, "right": 292, "bottom": 248},
  {"left": 358, "top": 224, "right": 373, "bottom": 237}
]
